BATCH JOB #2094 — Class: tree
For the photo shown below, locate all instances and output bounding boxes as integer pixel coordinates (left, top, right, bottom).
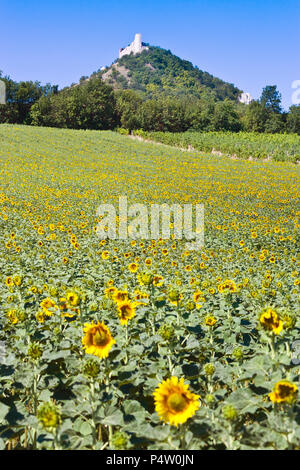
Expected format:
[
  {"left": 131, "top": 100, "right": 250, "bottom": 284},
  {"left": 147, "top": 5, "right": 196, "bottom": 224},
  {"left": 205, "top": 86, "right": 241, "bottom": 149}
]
[
  {"left": 212, "top": 99, "right": 242, "bottom": 132},
  {"left": 286, "top": 105, "right": 300, "bottom": 134},
  {"left": 0, "top": 73, "right": 58, "bottom": 124},
  {"left": 115, "top": 90, "right": 142, "bottom": 131},
  {"left": 260, "top": 85, "right": 282, "bottom": 113},
  {"left": 242, "top": 101, "right": 268, "bottom": 132},
  {"left": 264, "top": 113, "right": 285, "bottom": 133},
  {"left": 30, "top": 78, "right": 117, "bottom": 130}
]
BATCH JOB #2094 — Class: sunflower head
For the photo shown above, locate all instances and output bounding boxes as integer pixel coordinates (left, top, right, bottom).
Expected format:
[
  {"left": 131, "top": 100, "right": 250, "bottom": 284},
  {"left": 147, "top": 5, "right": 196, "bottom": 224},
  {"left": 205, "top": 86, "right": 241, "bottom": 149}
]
[
  {"left": 153, "top": 275, "right": 164, "bottom": 287},
  {"left": 259, "top": 308, "right": 283, "bottom": 335},
  {"left": 82, "top": 321, "right": 115, "bottom": 359},
  {"left": 205, "top": 315, "right": 217, "bottom": 327},
  {"left": 113, "top": 290, "right": 129, "bottom": 303},
  {"left": 193, "top": 291, "right": 203, "bottom": 305},
  {"left": 66, "top": 291, "right": 81, "bottom": 307},
  {"left": 128, "top": 263, "right": 139, "bottom": 273},
  {"left": 167, "top": 288, "right": 181, "bottom": 304},
  {"left": 40, "top": 297, "right": 57, "bottom": 316},
  {"left": 153, "top": 376, "right": 200, "bottom": 426},
  {"left": 218, "top": 279, "right": 237, "bottom": 294},
  {"left": 117, "top": 300, "right": 136, "bottom": 325},
  {"left": 269, "top": 381, "right": 298, "bottom": 405}
]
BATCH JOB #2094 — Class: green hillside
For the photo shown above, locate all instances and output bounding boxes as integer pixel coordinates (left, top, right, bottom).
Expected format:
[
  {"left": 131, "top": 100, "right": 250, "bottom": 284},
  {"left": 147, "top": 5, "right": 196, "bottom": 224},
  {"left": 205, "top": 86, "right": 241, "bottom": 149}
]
[{"left": 99, "top": 46, "right": 241, "bottom": 102}]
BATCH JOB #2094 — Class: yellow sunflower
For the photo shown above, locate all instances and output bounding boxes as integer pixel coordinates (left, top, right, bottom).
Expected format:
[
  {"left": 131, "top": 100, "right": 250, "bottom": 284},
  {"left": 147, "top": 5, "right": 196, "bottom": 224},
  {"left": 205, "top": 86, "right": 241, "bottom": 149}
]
[
  {"left": 205, "top": 315, "right": 217, "bottom": 327},
  {"left": 66, "top": 291, "right": 81, "bottom": 307},
  {"left": 259, "top": 308, "right": 283, "bottom": 335},
  {"left": 5, "top": 276, "right": 14, "bottom": 287},
  {"left": 153, "top": 275, "right": 164, "bottom": 287},
  {"left": 113, "top": 290, "right": 129, "bottom": 303},
  {"left": 117, "top": 300, "right": 136, "bottom": 325},
  {"left": 82, "top": 321, "right": 115, "bottom": 359},
  {"left": 7, "top": 309, "right": 19, "bottom": 324},
  {"left": 193, "top": 291, "right": 202, "bottom": 304},
  {"left": 153, "top": 376, "right": 200, "bottom": 426},
  {"left": 218, "top": 279, "right": 237, "bottom": 294},
  {"left": 101, "top": 250, "right": 110, "bottom": 260},
  {"left": 104, "top": 286, "right": 118, "bottom": 299},
  {"left": 128, "top": 262, "right": 139, "bottom": 273},
  {"left": 134, "top": 290, "right": 149, "bottom": 305},
  {"left": 40, "top": 297, "right": 57, "bottom": 316},
  {"left": 269, "top": 381, "right": 298, "bottom": 405}
]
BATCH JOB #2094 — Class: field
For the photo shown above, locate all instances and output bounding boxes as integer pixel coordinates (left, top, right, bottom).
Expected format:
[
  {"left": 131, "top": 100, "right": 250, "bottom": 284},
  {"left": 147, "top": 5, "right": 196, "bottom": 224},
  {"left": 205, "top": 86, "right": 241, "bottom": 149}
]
[
  {"left": 132, "top": 130, "right": 300, "bottom": 163},
  {"left": 0, "top": 124, "right": 300, "bottom": 450}
]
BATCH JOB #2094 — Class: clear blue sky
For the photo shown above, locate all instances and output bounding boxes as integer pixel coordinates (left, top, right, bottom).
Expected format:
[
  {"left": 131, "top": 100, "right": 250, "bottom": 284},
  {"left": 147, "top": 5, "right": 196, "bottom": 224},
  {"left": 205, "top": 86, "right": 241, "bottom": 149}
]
[{"left": 2, "top": 0, "right": 299, "bottom": 110}]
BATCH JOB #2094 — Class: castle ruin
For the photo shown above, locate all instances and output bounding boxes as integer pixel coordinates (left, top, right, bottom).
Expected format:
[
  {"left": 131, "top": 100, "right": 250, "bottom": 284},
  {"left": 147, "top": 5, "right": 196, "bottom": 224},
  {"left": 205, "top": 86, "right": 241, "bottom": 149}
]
[
  {"left": 119, "top": 33, "right": 149, "bottom": 59},
  {"left": 238, "top": 92, "right": 253, "bottom": 105}
]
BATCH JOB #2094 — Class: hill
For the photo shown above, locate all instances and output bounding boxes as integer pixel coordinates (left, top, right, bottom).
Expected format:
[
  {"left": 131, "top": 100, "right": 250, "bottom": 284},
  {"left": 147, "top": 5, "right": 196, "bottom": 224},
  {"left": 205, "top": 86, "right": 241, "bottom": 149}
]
[{"left": 99, "top": 46, "right": 241, "bottom": 102}]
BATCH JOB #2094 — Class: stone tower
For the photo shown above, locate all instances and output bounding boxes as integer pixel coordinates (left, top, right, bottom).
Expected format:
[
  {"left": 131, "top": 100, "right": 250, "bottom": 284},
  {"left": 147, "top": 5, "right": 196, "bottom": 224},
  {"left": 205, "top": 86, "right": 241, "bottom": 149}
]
[{"left": 119, "top": 33, "right": 149, "bottom": 59}]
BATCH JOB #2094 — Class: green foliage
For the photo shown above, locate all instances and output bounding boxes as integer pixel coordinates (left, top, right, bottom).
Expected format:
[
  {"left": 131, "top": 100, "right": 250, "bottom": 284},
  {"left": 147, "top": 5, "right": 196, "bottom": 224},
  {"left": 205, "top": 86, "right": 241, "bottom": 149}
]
[
  {"left": 108, "top": 47, "right": 241, "bottom": 102},
  {"left": 260, "top": 85, "right": 282, "bottom": 113},
  {"left": 134, "top": 130, "right": 300, "bottom": 163},
  {"left": 30, "top": 78, "right": 118, "bottom": 130},
  {"left": 0, "top": 71, "right": 57, "bottom": 124},
  {"left": 242, "top": 101, "right": 269, "bottom": 133},
  {"left": 115, "top": 90, "right": 142, "bottom": 131},
  {"left": 286, "top": 105, "right": 300, "bottom": 135}
]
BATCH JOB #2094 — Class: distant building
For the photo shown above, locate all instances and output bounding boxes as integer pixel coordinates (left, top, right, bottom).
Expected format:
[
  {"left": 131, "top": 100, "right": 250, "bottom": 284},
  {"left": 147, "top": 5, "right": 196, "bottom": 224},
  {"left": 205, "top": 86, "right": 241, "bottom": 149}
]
[
  {"left": 238, "top": 92, "right": 253, "bottom": 105},
  {"left": 119, "top": 33, "right": 149, "bottom": 59}
]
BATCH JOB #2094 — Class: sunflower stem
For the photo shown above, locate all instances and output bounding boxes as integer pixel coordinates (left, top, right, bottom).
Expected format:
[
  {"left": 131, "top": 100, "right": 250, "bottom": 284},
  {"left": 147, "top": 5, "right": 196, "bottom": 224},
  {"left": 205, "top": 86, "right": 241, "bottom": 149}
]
[
  {"left": 269, "top": 335, "right": 276, "bottom": 359},
  {"left": 31, "top": 366, "right": 39, "bottom": 449},
  {"left": 90, "top": 379, "right": 97, "bottom": 449},
  {"left": 167, "top": 354, "right": 174, "bottom": 375},
  {"left": 108, "top": 425, "right": 113, "bottom": 448},
  {"left": 124, "top": 324, "right": 129, "bottom": 365}
]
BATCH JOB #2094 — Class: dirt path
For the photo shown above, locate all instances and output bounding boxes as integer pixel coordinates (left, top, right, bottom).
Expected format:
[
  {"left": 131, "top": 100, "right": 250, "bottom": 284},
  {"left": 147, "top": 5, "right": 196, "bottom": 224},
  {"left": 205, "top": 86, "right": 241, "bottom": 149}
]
[{"left": 127, "top": 133, "right": 195, "bottom": 153}]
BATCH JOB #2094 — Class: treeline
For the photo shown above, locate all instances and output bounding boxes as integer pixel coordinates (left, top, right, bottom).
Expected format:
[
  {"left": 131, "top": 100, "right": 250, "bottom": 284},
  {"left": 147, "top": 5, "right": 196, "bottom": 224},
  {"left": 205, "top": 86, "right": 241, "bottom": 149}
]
[
  {"left": 0, "top": 71, "right": 58, "bottom": 124},
  {"left": 1, "top": 73, "right": 300, "bottom": 134}
]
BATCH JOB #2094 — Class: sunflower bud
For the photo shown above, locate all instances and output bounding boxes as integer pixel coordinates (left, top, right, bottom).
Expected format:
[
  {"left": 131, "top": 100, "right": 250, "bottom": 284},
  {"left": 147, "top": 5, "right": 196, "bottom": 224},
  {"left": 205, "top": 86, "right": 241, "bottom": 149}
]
[
  {"left": 185, "top": 301, "right": 196, "bottom": 311},
  {"left": 37, "top": 401, "right": 61, "bottom": 431},
  {"left": 110, "top": 431, "right": 131, "bottom": 450},
  {"left": 168, "top": 288, "right": 181, "bottom": 302},
  {"left": 27, "top": 342, "right": 43, "bottom": 361},
  {"left": 222, "top": 404, "right": 238, "bottom": 421},
  {"left": 140, "top": 272, "right": 153, "bottom": 286},
  {"left": 158, "top": 323, "right": 175, "bottom": 342},
  {"left": 49, "top": 287, "right": 58, "bottom": 297},
  {"left": 204, "top": 363, "right": 215, "bottom": 376},
  {"left": 232, "top": 347, "right": 243, "bottom": 361},
  {"left": 205, "top": 394, "right": 215, "bottom": 404},
  {"left": 282, "top": 313, "right": 296, "bottom": 330},
  {"left": 82, "top": 359, "right": 101, "bottom": 378}
]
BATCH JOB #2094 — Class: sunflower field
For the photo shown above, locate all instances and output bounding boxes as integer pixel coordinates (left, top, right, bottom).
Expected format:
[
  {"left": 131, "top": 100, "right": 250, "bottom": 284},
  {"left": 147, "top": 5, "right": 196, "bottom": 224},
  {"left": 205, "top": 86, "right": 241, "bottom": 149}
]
[
  {"left": 132, "top": 129, "right": 300, "bottom": 163},
  {"left": 0, "top": 124, "right": 299, "bottom": 450}
]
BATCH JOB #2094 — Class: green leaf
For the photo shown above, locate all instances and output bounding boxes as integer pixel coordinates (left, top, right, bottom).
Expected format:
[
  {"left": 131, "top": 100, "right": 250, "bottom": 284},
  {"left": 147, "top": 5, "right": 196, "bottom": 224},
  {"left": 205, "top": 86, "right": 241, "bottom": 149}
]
[
  {"left": 0, "top": 402, "right": 9, "bottom": 421},
  {"left": 102, "top": 409, "right": 124, "bottom": 426}
]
